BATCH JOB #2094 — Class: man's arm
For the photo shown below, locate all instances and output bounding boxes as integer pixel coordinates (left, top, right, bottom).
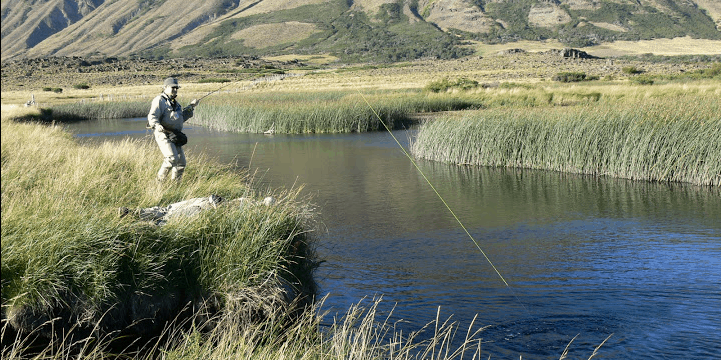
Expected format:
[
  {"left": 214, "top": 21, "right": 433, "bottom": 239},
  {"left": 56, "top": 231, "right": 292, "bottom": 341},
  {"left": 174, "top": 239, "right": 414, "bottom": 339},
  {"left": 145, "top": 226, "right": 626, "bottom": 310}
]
[
  {"left": 182, "top": 99, "right": 198, "bottom": 122},
  {"left": 148, "top": 96, "right": 164, "bottom": 129}
]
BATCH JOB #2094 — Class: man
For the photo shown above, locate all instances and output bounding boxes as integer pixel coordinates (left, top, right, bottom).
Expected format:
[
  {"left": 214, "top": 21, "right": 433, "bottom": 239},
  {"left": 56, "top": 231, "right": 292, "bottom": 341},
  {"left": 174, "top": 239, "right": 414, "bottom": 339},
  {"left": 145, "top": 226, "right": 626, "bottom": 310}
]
[{"left": 148, "top": 77, "right": 199, "bottom": 181}]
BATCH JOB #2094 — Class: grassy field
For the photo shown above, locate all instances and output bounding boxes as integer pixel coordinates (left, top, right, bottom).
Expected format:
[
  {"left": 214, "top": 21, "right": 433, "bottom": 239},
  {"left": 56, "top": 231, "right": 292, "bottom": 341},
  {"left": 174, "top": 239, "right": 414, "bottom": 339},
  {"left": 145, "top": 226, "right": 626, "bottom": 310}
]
[
  {"left": 2, "top": 48, "right": 719, "bottom": 104},
  {"left": 467, "top": 37, "right": 721, "bottom": 57},
  {"left": 5, "top": 56, "right": 719, "bottom": 186}
]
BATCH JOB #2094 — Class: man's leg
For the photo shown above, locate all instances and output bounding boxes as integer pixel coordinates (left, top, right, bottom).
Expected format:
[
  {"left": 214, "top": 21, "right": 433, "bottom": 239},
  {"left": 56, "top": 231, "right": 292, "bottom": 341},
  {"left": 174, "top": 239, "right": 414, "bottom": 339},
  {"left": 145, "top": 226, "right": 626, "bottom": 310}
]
[
  {"left": 171, "top": 146, "right": 186, "bottom": 180},
  {"left": 155, "top": 131, "right": 180, "bottom": 181}
]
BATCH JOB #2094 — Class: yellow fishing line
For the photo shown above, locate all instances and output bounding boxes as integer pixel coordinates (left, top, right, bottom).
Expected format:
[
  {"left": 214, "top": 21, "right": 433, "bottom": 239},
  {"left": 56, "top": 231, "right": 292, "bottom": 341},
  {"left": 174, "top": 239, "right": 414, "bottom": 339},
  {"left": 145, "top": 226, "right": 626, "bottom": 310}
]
[{"left": 356, "top": 92, "right": 511, "bottom": 287}]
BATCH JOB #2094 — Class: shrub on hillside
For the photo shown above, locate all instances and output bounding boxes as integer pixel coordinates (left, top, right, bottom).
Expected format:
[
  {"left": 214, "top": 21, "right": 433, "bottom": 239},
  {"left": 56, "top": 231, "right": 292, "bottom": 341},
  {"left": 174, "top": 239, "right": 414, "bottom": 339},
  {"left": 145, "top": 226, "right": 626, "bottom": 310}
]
[
  {"left": 553, "top": 72, "right": 598, "bottom": 82},
  {"left": 631, "top": 76, "right": 655, "bottom": 85},
  {"left": 425, "top": 77, "right": 479, "bottom": 92},
  {"left": 623, "top": 66, "right": 642, "bottom": 75},
  {"left": 691, "top": 62, "right": 721, "bottom": 79}
]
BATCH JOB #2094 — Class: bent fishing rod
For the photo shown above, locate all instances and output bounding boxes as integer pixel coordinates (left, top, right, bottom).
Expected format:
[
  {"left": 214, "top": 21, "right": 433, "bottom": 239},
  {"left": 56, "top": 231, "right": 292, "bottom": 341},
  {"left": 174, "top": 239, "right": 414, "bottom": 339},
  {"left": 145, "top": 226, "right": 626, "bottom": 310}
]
[
  {"left": 197, "top": 82, "right": 232, "bottom": 102},
  {"left": 194, "top": 75, "right": 268, "bottom": 103}
]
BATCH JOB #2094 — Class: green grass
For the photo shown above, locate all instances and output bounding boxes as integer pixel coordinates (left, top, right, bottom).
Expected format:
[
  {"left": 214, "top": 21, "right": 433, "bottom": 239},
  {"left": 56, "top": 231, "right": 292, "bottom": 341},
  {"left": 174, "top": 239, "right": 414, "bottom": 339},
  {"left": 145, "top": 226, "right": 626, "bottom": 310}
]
[
  {"left": 1, "top": 115, "right": 317, "bottom": 346},
  {"left": 553, "top": 72, "right": 599, "bottom": 82},
  {"left": 47, "top": 101, "right": 150, "bottom": 121},
  {"left": 425, "top": 77, "right": 480, "bottom": 92},
  {"left": 411, "top": 95, "right": 721, "bottom": 186},
  {"left": 192, "top": 91, "right": 480, "bottom": 133}
]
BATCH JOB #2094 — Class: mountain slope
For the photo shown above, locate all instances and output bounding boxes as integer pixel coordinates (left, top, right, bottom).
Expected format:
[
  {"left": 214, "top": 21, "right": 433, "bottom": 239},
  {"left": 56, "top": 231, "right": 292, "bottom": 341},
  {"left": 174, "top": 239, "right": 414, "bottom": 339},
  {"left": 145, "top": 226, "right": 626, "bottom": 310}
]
[
  {"left": 2, "top": 0, "right": 719, "bottom": 61},
  {"left": 24, "top": 0, "right": 240, "bottom": 58},
  {"left": 1, "top": 0, "right": 105, "bottom": 57}
]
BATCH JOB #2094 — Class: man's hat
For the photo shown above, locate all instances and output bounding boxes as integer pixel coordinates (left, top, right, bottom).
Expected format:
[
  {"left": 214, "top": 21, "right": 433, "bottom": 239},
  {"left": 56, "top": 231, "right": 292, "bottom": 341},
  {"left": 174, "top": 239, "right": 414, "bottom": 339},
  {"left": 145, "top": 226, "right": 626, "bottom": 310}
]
[{"left": 163, "top": 77, "right": 180, "bottom": 88}]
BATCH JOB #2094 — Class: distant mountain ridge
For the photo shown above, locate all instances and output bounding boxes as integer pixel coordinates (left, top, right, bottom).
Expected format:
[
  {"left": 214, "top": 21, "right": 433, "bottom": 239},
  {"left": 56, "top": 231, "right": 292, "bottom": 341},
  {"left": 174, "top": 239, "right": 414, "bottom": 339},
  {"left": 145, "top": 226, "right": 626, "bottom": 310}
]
[{"left": 2, "top": 0, "right": 720, "bottom": 62}]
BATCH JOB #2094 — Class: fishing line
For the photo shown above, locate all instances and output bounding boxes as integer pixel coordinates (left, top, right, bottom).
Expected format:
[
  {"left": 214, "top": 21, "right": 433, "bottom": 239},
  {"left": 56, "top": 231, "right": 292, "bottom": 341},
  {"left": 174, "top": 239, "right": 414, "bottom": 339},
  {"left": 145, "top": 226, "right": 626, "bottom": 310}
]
[{"left": 355, "top": 90, "right": 533, "bottom": 317}]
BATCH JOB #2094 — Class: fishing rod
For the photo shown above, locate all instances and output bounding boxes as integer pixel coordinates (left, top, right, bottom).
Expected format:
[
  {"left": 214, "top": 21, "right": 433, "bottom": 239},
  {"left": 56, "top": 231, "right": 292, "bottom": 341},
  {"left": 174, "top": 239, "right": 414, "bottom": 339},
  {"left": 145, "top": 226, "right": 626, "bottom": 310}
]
[
  {"left": 197, "top": 81, "right": 232, "bottom": 102},
  {"left": 197, "top": 72, "right": 295, "bottom": 103}
]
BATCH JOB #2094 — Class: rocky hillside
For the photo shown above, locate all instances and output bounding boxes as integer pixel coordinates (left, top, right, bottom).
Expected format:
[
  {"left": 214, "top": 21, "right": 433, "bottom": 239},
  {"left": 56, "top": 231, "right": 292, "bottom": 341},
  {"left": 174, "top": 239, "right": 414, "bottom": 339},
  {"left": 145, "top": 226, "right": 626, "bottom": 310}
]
[{"left": 2, "top": 0, "right": 720, "bottom": 62}]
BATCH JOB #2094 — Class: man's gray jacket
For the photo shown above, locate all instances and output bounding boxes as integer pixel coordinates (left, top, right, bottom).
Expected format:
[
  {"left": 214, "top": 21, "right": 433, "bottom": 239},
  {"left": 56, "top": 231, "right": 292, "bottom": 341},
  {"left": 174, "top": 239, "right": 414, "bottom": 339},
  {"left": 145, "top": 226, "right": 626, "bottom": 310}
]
[{"left": 148, "top": 94, "right": 194, "bottom": 132}]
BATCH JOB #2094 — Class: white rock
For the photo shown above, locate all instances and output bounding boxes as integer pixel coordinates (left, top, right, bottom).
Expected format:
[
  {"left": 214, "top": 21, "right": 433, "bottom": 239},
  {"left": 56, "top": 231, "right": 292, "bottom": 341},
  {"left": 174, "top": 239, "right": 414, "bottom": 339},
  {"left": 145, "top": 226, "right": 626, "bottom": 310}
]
[{"left": 262, "top": 196, "right": 275, "bottom": 206}]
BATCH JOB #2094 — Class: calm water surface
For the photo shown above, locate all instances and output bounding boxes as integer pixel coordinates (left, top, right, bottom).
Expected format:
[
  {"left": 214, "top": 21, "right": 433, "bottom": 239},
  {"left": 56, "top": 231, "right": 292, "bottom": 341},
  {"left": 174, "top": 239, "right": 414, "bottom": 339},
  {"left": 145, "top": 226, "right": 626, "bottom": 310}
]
[{"left": 67, "top": 118, "right": 721, "bottom": 359}]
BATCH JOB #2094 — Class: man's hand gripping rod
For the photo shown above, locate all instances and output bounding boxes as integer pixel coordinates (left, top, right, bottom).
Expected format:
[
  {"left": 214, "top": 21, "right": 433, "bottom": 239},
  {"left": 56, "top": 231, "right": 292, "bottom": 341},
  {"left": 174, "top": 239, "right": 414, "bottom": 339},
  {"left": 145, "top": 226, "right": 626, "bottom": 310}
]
[{"left": 183, "top": 82, "right": 230, "bottom": 112}]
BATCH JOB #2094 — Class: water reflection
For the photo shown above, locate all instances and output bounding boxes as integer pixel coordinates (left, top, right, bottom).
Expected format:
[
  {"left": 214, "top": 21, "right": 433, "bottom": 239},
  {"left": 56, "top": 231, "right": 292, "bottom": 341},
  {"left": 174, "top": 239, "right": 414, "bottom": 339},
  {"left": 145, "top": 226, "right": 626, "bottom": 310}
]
[{"left": 65, "top": 118, "right": 721, "bottom": 359}]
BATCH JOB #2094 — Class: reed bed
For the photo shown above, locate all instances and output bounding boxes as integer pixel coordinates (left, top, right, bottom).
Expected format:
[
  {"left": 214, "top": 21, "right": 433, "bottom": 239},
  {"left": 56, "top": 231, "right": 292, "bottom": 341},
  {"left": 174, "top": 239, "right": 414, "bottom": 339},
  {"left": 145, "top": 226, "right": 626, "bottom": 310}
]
[
  {"left": 192, "top": 91, "right": 479, "bottom": 133},
  {"left": 411, "top": 95, "right": 721, "bottom": 186},
  {"left": 1, "top": 111, "right": 316, "bottom": 348},
  {"left": 47, "top": 101, "right": 150, "bottom": 121}
]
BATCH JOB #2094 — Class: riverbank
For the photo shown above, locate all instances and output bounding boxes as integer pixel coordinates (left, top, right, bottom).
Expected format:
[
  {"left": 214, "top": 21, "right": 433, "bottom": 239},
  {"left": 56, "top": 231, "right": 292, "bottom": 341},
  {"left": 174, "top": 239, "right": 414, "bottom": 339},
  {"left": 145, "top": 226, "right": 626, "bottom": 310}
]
[{"left": 1, "top": 106, "right": 318, "bottom": 355}]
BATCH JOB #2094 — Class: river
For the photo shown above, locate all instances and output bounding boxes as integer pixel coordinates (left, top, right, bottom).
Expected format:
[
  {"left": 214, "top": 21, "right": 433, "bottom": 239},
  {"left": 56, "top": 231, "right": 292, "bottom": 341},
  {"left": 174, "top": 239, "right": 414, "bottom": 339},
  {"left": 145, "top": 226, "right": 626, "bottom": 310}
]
[{"left": 66, "top": 117, "right": 721, "bottom": 359}]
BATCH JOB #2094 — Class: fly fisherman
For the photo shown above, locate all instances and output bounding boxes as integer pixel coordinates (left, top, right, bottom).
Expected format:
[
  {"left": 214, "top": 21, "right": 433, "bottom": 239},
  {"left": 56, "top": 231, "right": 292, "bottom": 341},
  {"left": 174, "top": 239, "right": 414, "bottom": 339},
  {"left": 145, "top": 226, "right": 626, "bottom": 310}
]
[{"left": 148, "top": 77, "right": 199, "bottom": 181}]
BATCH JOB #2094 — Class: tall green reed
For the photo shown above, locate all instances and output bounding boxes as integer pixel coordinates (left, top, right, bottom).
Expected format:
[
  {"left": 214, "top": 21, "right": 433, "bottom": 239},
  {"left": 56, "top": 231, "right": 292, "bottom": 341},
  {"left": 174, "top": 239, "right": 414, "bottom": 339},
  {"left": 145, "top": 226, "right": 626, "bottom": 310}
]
[
  {"left": 49, "top": 101, "right": 149, "bottom": 121},
  {"left": 1, "top": 294, "right": 612, "bottom": 360},
  {"left": 411, "top": 95, "right": 721, "bottom": 186},
  {"left": 192, "top": 91, "right": 479, "bottom": 133}
]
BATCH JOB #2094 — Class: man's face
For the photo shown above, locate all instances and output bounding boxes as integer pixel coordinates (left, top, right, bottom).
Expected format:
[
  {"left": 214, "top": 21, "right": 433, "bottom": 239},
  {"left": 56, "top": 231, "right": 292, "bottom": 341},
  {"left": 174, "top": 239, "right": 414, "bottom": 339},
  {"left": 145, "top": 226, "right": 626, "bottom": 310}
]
[{"left": 163, "top": 85, "right": 178, "bottom": 98}]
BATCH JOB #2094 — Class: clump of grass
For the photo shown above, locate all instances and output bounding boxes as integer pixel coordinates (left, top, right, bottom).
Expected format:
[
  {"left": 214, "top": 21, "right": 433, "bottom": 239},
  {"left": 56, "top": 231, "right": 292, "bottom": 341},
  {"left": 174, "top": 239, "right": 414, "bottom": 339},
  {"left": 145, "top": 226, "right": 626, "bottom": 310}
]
[
  {"left": 654, "top": 62, "right": 721, "bottom": 82},
  {"left": 425, "top": 77, "right": 479, "bottom": 92},
  {"left": 42, "top": 87, "right": 63, "bottom": 93},
  {"left": 696, "top": 62, "right": 721, "bottom": 78},
  {"left": 73, "top": 83, "right": 91, "bottom": 90},
  {"left": 39, "top": 92, "right": 479, "bottom": 132},
  {"left": 630, "top": 75, "right": 655, "bottom": 85},
  {"left": 411, "top": 95, "right": 721, "bottom": 186},
  {"left": 156, "top": 297, "right": 489, "bottom": 360},
  {"left": 622, "top": 66, "right": 642, "bottom": 75},
  {"left": 1, "top": 294, "right": 613, "bottom": 360},
  {"left": 1, "top": 114, "right": 317, "bottom": 346},
  {"left": 553, "top": 72, "right": 598, "bottom": 82}
]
